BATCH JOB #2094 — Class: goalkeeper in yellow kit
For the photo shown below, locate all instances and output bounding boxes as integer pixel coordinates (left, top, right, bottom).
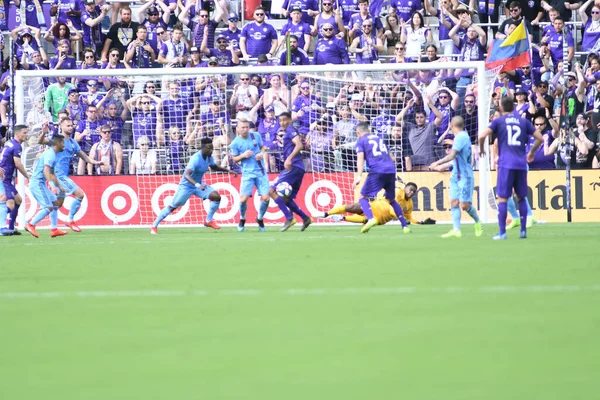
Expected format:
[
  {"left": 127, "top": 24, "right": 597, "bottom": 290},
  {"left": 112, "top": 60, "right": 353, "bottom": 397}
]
[{"left": 324, "top": 182, "right": 432, "bottom": 226}]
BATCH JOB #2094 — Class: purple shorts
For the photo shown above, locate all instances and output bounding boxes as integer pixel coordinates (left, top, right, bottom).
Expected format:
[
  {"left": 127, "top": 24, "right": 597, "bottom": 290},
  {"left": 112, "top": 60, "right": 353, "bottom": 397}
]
[
  {"left": 272, "top": 167, "right": 305, "bottom": 199},
  {"left": 361, "top": 173, "right": 396, "bottom": 200},
  {"left": 2, "top": 182, "right": 17, "bottom": 201},
  {"left": 496, "top": 167, "right": 528, "bottom": 199}
]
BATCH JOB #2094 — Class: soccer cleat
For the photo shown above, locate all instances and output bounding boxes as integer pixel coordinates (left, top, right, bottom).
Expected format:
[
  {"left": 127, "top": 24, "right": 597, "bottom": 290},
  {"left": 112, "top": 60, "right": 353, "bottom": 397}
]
[
  {"left": 280, "top": 218, "right": 297, "bottom": 232},
  {"left": 237, "top": 219, "right": 246, "bottom": 232},
  {"left": 65, "top": 220, "right": 82, "bottom": 233},
  {"left": 402, "top": 226, "right": 411, "bottom": 234},
  {"left": 300, "top": 217, "right": 312, "bottom": 232},
  {"left": 11, "top": 229, "right": 21, "bottom": 236},
  {"left": 519, "top": 230, "right": 527, "bottom": 239},
  {"left": 150, "top": 227, "right": 158, "bottom": 235},
  {"left": 361, "top": 218, "right": 378, "bottom": 233},
  {"left": 441, "top": 229, "right": 462, "bottom": 238},
  {"left": 25, "top": 223, "right": 39, "bottom": 238},
  {"left": 256, "top": 218, "right": 266, "bottom": 232},
  {"left": 526, "top": 216, "right": 536, "bottom": 228},
  {"left": 493, "top": 233, "right": 507, "bottom": 240},
  {"left": 474, "top": 221, "right": 483, "bottom": 237},
  {"left": 506, "top": 219, "right": 520, "bottom": 230},
  {"left": 204, "top": 220, "right": 221, "bottom": 230},
  {"left": 50, "top": 228, "right": 68, "bottom": 238},
  {"left": 0, "top": 228, "right": 13, "bottom": 236}
]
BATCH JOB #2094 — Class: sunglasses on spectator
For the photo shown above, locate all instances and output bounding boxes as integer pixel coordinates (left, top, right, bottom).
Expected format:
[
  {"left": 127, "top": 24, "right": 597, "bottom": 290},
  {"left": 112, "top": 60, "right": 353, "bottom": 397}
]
[
  {"left": 464, "top": 100, "right": 474, "bottom": 104},
  {"left": 217, "top": 40, "right": 227, "bottom": 44},
  {"left": 240, "top": 77, "right": 249, "bottom": 81},
  {"left": 443, "top": 145, "right": 452, "bottom": 149},
  {"left": 140, "top": 143, "right": 150, "bottom": 146},
  {"left": 277, "top": 134, "right": 284, "bottom": 138},
  {"left": 87, "top": 83, "right": 97, "bottom": 87},
  {"left": 157, "top": 30, "right": 165, "bottom": 34},
  {"left": 510, "top": 8, "right": 520, "bottom": 11},
  {"left": 323, "top": 27, "right": 333, "bottom": 31},
  {"left": 255, "top": 12, "right": 265, "bottom": 16},
  {"left": 142, "top": 101, "right": 150, "bottom": 104},
  {"left": 363, "top": 24, "right": 372, "bottom": 27},
  {"left": 146, "top": 86, "right": 155, "bottom": 89},
  {"left": 148, "top": 13, "right": 159, "bottom": 16},
  {"left": 323, "top": 2, "right": 332, "bottom": 5},
  {"left": 438, "top": 95, "right": 449, "bottom": 99},
  {"left": 102, "top": 130, "right": 112, "bottom": 134},
  {"left": 592, "top": 11, "right": 600, "bottom": 14},
  {"left": 395, "top": 47, "right": 405, "bottom": 51},
  {"left": 85, "top": 55, "right": 94, "bottom": 59},
  {"left": 200, "top": 14, "right": 209, "bottom": 17},
  {"left": 110, "top": 53, "right": 120, "bottom": 57},
  {"left": 568, "top": 77, "right": 576, "bottom": 81}
]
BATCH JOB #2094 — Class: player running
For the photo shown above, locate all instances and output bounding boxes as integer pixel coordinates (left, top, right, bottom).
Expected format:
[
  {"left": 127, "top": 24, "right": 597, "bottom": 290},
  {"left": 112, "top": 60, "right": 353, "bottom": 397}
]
[
  {"left": 479, "top": 97, "right": 542, "bottom": 240},
  {"left": 151, "top": 138, "right": 237, "bottom": 234},
  {"left": 324, "top": 183, "right": 420, "bottom": 226},
  {"left": 38, "top": 118, "right": 104, "bottom": 233},
  {"left": 25, "top": 135, "right": 67, "bottom": 238},
  {"left": 430, "top": 116, "right": 483, "bottom": 238},
  {"left": 269, "top": 111, "right": 312, "bottom": 232},
  {"left": 230, "top": 118, "right": 270, "bottom": 232},
  {"left": 354, "top": 122, "right": 410, "bottom": 234},
  {"left": 0, "top": 125, "right": 30, "bottom": 235}
]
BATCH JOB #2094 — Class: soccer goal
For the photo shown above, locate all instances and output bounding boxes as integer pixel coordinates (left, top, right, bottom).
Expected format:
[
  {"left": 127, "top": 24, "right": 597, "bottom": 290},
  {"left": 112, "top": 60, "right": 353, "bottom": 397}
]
[{"left": 14, "top": 61, "right": 495, "bottom": 228}]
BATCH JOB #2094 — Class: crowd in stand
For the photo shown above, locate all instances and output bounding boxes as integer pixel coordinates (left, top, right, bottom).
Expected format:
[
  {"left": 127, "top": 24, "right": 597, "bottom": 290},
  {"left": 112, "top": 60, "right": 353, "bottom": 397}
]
[{"left": 1, "top": 0, "right": 599, "bottom": 175}]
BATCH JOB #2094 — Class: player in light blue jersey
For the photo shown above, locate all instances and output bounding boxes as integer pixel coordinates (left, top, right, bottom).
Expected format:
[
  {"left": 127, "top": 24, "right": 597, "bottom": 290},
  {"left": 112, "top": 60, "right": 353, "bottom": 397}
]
[
  {"left": 230, "top": 118, "right": 270, "bottom": 232},
  {"left": 430, "top": 116, "right": 483, "bottom": 238},
  {"left": 39, "top": 117, "right": 103, "bottom": 233},
  {"left": 151, "top": 138, "right": 238, "bottom": 234},
  {"left": 25, "top": 136, "right": 67, "bottom": 238}
]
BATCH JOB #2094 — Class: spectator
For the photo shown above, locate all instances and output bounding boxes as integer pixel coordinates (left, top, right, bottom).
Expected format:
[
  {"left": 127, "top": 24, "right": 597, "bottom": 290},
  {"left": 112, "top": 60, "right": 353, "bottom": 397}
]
[
  {"left": 163, "top": 80, "right": 192, "bottom": 133},
  {"left": 221, "top": 12, "right": 242, "bottom": 57},
  {"left": 128, "top": 94, "right": 164, "bottom": 147},
  {"left": 390, "top": 0, "right": 424, "bottom": 24},
  {"left": 570, "top": 114, "right": 598, "bottom": 168},
  {"left": 281, "top": 0, "right": 320, "bottom": 24},
  {"left": 281, "top": 6, "right": 313, "bottom": 53},
  {"left": 371, "top": 98, "right": 396, "bottom": 139},
  {"left": 230, "top": 74, "right": 259, "bottom": 120},
  {"left": 528, "top": 114, "right": 558, "bottom": 169},
  {"left": 124, "top": 25, "right": 156, "bottom": 71},
  {"left": 22, "top": 48, "right": 49, "bottom": 89},
  {"left": 533, "top": 80, "right": 554, "bottom": 112},
  {"left": 45, "top": 76, "right": 74, "bottom": 122},
  {"left": 313, "top": 23, "right": 350, "bottom": 65},
  {"left": 101, "top": 6, "right": 140, "bottom": 62},
  {"left": 258, "top": 105, "right": 281, "bottom": 144},
  {"left": 179, "top": 0, "right": 225, "bottom": 49},
  {"left": 12, "top": 26, "right": 41, "bottom": 63},
  {"left": 349, "top": 19, "right": 385, "bottom": 64},
  {"left": 14, "top": 0, "right": 47, "bottom": 28},
  {"left": 388, "top": 122, "right": 412, "bottom": 171},
  {"left": 186, "top": 46, "right": 203, "bottom": 67},
  {"left": 75, "top": 103, "right": 103, "bottom": 154},
  {"left": 240, "top": 6, "right": 278, "bottom": 60},
  {"left": 27, "top": 94, "right": 52, "bottom": 137},
  {"left": 101, "top": 100, "right": 128, "bottom": 145},
  {"left": 307, "top": 117, "right": 334, "bottom": 172},
  {"left": 129, "top": 136, "right": 157, "bottom": 174},
  {"left": 383, "top": 13, "right": 401, "bottom": 55},
  {"left": 336, "top": 0, "right": 360, "bottom": 28},
  {"left": 424, "top": 0, "right": 458, "bottom": 56},
  {"left": 138, "top": 2, "right": 169, "bottom": 57},
  {"left": 399, "top": 96, "right": 443, "bottom": 170},
  {"left": 279, "top": 34, "right": 310, "bottom": 67},
  {"left": 166, "top": 125, "right": 186, "bottom": 174},
  {"left": 314, "top": 0, "right": 345, "bottom": 40},
  {"left": 200, "top": 99, "right": 230, "bottom": 164},
  {"left": 349, "top": 0, "right": 383, "bottom": 39},
  {"left": 45, "top": 21, "right": 82, "bottom": 56},
  {"left": 580, "top": 0, "right": 600, "bottom": 54},
  {"left": 201, "top": 32, "right": 240, "bottom": 67},
  {"left": 63, "top": 88, "right": 85, "bottom": 125},
  {"left": 400, "top": 12, "right": 433, "bottom": 61},
  {"left": 49, "top": 39, "right": 77, "bottom": 73},
  {"left": 264, "top": 74, "right": 289, "bottom": 116},
  {"left": 81, "top": 0, "right": 110, "bottom": 57},
  {"left": 332, "top": 104, "right": 359, "bottom": 170},
  {"left": 89, "top": 125, "right": 123, "bottom": 175},
  {"left": 50, "top": 0, "right": 84, "bottom": 31},
  {"left": 76, "top": 48, "right": 100, "bottom": 91},
  {"left": 562, "top": 68, "right": 587, "bottom": 127},
  {"left": 292, "top": 80, "right": 323, "bottom": 134},
  {"left": 430, "top": 87, "right": 459, "bottom": 141},
  {"left": 157, "top": 24, "right": 188, "bottom": 68},
  {"left": 80, "top": 79, "right": 104, "bottom": 110},
  {"left": 541, "top": 16, "right": 574, "bottom": 68},
  {"left": 497, "top": 2, "right": 534, "bottom": 40}
]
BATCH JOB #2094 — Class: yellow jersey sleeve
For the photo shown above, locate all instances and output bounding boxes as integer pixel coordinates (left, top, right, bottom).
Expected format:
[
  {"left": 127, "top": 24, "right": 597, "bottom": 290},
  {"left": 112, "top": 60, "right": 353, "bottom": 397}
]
[{"left": 395, "top": 188, "right": 419, "bottom": 224}]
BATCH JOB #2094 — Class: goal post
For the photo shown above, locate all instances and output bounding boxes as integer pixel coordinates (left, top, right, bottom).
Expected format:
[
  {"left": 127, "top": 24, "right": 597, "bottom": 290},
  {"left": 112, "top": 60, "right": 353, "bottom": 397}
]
[{"left": 14, "top": 61, "right": 494, "bottom": 228}]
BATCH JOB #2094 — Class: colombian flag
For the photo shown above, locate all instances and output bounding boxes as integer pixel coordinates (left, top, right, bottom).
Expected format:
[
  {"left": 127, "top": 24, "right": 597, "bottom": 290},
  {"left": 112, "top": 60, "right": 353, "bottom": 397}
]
[{"left": 485, "top": 21, "right": 531, "bottom": 72}]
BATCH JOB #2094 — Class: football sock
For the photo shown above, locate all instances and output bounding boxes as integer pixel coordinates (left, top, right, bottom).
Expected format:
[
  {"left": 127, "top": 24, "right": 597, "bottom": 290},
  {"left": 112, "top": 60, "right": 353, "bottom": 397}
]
[
  {"left": 507, "top": 197, "right": 519, "bottom": 219},
  {"left": 518, "top": 198, "right": 528, "bottom": 233},
  {"left": 153, "top": 206, "right": 172, "bottom": 227},
  {"left": 286, "top": 199, "right": 308, "bottom": 220},
  {"left": 466, "top": 205, "right": 480, "bottom": 222},
  {"left": 344, "top": 214, "right": 368, "bottom": 224},
  {"left": 240, "top": 202, "right": 247, "bottom": 220},
  {"left": 390, "top": 200, "right": 408, "bottom": 228},
  {"left": 327, "top": 205, "right": 347, "bottom": 215},
  {"left": 0, "top": 200, "right": 6, "bottom": 228},
  {"left": 206, "top": 200, "right": 220, "bottom": 222},
  {"left": 69, "top": 198, "right": 82, "bottom": 221},
  {"left": 359, "top": 198, "right": 374, "bottom": 220},
  {"left": 258, "top": 200, "right": 269, "bottom": 220},
  {"left": 31, "top": 207, "right": 51, "bottom": 225},
  {"left": 274, "top": 196, "right": 292, "bottom": 220},
  {"left": 451, "top": 206, "right": 461, "bottom": 231},
  {"left": 498, "top": 202, "right": 507, "bottom": 234},
  {"left": 8, "top": 203, "right": 19, "bottom": 230},
  {"left": 525, "top": 197, "right": 533, "bottom": 217},
  {"left": 50, "top": 207, "right": 59, "bottom": 229}
]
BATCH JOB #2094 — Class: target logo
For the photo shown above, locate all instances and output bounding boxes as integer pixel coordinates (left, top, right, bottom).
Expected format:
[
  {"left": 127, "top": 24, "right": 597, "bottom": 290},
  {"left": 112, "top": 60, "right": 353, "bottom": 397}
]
[
  {"left": 56, "top": 192, "right": 89, "bottom": 222},
  {"left": 304, "top": 180, "right": 343, "bottom": 216},
  {"left": 151, "top": 183, "right": 189, "bottom": 222},
  {"left": 203, "top": 182, "right": 240, "bottom": 221},
  {"left": 101, "top": 184, "right": 139, "bottom": 223}
]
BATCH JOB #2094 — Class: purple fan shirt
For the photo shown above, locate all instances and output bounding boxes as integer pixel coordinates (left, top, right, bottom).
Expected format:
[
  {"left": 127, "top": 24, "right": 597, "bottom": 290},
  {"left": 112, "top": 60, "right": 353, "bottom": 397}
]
[
  {"left": 313, "top": 37, "right": 350, "bottom": 65},
  {"left": 355, "top": 134, "right": 395, "bottom": 173},
  {"left": 489, "top": 114, "right": 536, "bottom": 170},
  {"left": 240, "top": 21, "right": 278, "bottom": 57},
  {"left": 546, "top": 29, "right": 574, "bottom": 65},
  {"left": 281, "top": 21, "right": 312, "bottom": 50},
  {"left": 390, "top": 0, "right": 423, "bottom": 23},
  {"left": 163, "top": 98, "right": 192, "bottom": 131},
  {"left": 527, "top": 130, "right": 555, "bottom": 169},
  {"left": 282, "top": 0, "right": 319, "bottom": 24}
]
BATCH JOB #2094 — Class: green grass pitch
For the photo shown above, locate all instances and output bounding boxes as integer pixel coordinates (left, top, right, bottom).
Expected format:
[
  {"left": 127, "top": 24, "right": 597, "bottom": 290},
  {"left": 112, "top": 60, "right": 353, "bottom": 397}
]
[{"left": 1, "top": 223, "right": 599, "bottom": 400}]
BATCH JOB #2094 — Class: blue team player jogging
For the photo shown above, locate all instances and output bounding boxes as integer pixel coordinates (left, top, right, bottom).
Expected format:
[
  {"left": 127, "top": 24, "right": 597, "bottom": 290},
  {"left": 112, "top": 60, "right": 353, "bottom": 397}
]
[
  {"left": 353, "top": 121, "right": 410, "bottom": 234},
  {"left": 150, "top": 138, "right": 238, "bottom": 234},
  {"left": 230, "top": 118, "right": 271, "bottom": 232}
]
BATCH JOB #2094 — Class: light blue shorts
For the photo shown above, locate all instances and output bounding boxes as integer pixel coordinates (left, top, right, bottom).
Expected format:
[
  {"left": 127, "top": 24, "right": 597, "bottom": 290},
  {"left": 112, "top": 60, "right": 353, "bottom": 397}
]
[
  {"left": 240, "top": 174, "right": 270, "bottom": 196},
  {"left": 170, "top": 183, "right": 215, "bottom": 208},
  {"left": 29, "top": 180, "right": 57, "bottom": 208},
  {"left": 450, "top": 176, "right": 474, "bottom": 203},
  {"left": 50, "top": 175, "right": 79, "bottom": 198}
]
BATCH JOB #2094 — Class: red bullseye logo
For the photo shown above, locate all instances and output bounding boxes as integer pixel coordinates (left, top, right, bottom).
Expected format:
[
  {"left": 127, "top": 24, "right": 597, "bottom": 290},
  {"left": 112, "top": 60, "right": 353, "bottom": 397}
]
[
  {"left": 101, "top": 184, "right": 139, "bottom": 223},
  {"left": 202, "top": 182, "right": 240, "bottom": 221},
  {"left": 304, "top": 180, "right": 344, "bottom": 216},
  {"left": 151, "top": 183, "right": 189, "bottom": 222},
  {"left": 57, "top": 191, "right": 89, "bottom": 222}
]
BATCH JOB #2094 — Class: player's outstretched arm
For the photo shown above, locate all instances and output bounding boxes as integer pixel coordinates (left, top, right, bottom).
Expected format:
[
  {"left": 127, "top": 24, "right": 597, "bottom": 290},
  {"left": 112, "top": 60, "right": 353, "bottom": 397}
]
[
  {"left": 209, "top": 164, "right": 238, "bottom": 176},
  {"left": 478, "top": 127, "right": 493, "bottom": 156}
]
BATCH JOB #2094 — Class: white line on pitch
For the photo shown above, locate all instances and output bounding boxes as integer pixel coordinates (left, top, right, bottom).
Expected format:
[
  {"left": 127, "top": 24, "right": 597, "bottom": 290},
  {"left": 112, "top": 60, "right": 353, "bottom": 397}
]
[{"left": 1, "top": 285, "right": 600, "bottom": 300}]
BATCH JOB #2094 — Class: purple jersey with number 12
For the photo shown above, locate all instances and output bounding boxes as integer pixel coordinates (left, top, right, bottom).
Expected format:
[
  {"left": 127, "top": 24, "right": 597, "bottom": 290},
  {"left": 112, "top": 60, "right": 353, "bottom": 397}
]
[
  {"left": 355, "top": 134, "right": 395, "bottom": 173},
  {"left": 489, "top": 115, "right": 535, "bottom": 170}
]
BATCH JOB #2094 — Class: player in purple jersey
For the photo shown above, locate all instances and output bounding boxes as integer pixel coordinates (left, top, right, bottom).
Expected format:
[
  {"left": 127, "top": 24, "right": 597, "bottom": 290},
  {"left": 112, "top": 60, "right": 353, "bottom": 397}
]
[
  {"left": 479, "top": 97, "right": 543, "bottom": 240},
  {"left": 354, "top": 122, "right": 411, "bottom": 234},
  {"left": 269, "top": 112, "right": 312, "bottom": 232},
  {"left": 0, "top": 125, "right": 30, "bottom": 235}
]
